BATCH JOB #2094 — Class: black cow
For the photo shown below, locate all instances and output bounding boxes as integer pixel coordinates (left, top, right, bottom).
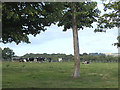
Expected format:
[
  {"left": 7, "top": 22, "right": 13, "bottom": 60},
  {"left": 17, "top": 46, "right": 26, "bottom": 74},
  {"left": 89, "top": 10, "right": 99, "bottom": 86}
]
[
  {"left": 37, "top": 57, "right": 45, "bottom": 62},
  {"left": 48, "top": 58, "right": 52, "bottom": 62},
  {"left": 29, "top": 58, "right": 34, "bottom": 62},
  {"left": 25, "top": 58, "right": 30, "bottom": 62}
]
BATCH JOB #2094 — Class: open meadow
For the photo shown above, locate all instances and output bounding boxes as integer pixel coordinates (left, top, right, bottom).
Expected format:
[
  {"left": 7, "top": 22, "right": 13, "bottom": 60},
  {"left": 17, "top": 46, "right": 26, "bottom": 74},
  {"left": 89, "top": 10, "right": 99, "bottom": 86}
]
[{"left": 2, "top": 61, "right": 118, "bottom": 88}]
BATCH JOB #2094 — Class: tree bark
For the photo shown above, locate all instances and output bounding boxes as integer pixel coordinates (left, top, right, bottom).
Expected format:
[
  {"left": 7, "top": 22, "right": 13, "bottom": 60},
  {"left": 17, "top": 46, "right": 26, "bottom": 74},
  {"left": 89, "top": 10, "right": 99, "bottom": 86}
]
[{"left": 72, "top": 2, "right": 80, "bottom": 78}]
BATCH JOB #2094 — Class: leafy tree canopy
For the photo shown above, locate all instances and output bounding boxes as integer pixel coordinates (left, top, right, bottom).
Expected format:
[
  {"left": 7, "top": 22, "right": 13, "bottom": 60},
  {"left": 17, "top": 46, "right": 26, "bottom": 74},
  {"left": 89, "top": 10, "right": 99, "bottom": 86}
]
[
  {"left": 2, "top": 47, "right": 15, "bottom": 60},
  {"left": 95, "top": 1, "right": 120, "bottom": 47},
  {"left": 2, "top": 2, "right": 100, "bottom": 45},
  {"left": 58, "top": 2, "right": 100, "bottom": 31},
  {"left": 2, "top": 2, "right": 64, "bottom": 44}
]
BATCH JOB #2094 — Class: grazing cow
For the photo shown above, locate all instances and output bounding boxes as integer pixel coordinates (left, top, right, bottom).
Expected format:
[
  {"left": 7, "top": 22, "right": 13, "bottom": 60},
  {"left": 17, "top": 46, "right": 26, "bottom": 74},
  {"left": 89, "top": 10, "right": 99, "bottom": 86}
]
[
  {"left": 48, "top": 58, "right": 52, "bottom": 62},
  {"left": 37, "top": 57, "right": 45, "bottom": 62},
  {"left": 82, "top": 61, "right": 90, "bottom": 64},
  {"left": 26, "top": 58, "right": 30, "bottom": 62},
  {"left": 58, "top": 58, "right": 63, "bottom": 62},
  {"left": 29, "top": 58, "right": 34, "bottom": 62},
  {"left": 23, "top": 59, "right": 27, "bottom": 62}
]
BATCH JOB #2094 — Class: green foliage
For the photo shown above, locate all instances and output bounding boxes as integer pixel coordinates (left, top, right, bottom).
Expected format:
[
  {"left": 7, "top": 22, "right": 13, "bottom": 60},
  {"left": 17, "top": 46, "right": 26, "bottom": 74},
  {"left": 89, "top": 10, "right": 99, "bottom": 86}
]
[
  {"left": 2, "top": 47, "right": 15, "bottom": 60},
  {"left": 58, "top": 2, "right": 100, "bottom": 31},
  {"left": 95, "top": 1, "right": 120, "bottom": 47},
  {"left": 81, "top": 55, "right": 118, "bottom": 62},
  {"left": 83, "top": 52, "right": 88, "bottom": 55},
  {"left": 2, "top": 2, "right": 100, "bottom": 44},
  {"left": 113, "top": 35, "right": 120, "bottom": 47},
  {"left": 95, "top": 1, "right": 120, "bottom": 30},
  {"left": 2, "top": 2, "right": 64, "bottom": 44},
  {"left": 0, "top": 2, "right": 1, "bottom": 19}
]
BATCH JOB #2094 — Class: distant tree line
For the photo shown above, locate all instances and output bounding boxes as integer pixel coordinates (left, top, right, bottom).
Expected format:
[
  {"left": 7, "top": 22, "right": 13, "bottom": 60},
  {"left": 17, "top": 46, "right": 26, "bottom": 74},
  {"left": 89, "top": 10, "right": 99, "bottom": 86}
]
[
  {"left": 19, "top": 53, "right": 118, "bottom": 63},
  {"left": 1, "top": 47, "right": 118, "bottom": 63},
  {"left": 80, "top": 55, "right": 118, "bottom": 63}
]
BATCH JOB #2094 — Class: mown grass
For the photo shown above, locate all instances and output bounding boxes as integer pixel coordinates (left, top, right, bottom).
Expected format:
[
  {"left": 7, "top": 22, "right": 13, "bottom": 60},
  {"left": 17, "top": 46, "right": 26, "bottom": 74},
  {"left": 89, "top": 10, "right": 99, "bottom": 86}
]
[{"left": 2, "top": 61, "right": 118, "bottom": 88}]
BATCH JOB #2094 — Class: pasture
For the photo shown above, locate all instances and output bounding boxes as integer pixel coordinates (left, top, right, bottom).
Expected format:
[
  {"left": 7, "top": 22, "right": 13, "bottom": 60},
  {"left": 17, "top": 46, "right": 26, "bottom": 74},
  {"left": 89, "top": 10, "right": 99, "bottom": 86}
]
[{"left": 2, "top": 61, "right": 118, "bottom": 88}]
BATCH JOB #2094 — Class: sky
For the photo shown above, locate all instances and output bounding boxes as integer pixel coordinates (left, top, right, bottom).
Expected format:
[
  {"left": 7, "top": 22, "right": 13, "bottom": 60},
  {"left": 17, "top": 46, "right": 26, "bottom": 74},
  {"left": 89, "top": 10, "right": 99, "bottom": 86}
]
[{"left": 0, "top": 2, "right": 118, "bottom": 56}]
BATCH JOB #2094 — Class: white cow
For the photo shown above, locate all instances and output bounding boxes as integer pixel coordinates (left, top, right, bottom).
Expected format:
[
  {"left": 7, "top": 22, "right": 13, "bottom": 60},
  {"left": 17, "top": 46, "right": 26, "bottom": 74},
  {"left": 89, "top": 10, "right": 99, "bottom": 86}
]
[
  {"left": 23, "top": 59, "right": 26, "bottom": 62},
  {"left": 58, "top": 58, "right": 63, "bottom": 62}
]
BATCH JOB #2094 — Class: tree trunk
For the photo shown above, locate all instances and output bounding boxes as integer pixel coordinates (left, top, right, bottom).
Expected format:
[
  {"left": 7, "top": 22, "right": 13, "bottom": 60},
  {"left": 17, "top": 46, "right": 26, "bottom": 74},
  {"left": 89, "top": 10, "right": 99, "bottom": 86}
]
[{"left": 72, "top": 2, "right": 80, "bottom": 78}]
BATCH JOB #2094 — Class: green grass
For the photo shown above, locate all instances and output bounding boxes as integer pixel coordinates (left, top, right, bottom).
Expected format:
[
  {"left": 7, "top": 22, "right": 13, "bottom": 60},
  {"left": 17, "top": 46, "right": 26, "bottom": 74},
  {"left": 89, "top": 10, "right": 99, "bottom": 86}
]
[{"left": 2, "top": 61, "right": 118, "bottom": 88}]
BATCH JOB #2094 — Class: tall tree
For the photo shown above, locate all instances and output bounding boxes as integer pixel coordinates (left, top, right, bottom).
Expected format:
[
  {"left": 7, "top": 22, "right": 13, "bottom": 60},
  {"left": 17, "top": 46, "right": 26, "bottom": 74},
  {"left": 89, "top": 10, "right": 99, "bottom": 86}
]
[
  {"left": 58, "top": 2, "right": 100, "bottom": 77},
  {"left": 95, "top": 1, "right": 120, "bottom": 47},
  {"left": 71, "top": 2, "right": 80, "bottom": 77}
]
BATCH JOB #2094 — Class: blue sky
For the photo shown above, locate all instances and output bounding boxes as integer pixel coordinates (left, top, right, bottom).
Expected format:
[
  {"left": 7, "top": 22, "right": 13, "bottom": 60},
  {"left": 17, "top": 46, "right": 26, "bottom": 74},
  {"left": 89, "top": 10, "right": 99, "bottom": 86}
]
[{"left": 0, "top": 2, "right": 118, "bottom": 56}]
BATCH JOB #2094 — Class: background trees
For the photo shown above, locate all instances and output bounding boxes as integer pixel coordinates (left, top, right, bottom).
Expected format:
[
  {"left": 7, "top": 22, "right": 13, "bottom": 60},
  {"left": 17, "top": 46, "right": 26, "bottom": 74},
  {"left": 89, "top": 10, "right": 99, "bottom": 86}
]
[{"left": 2, "top": 47, "right": 15, "bottom": 60}]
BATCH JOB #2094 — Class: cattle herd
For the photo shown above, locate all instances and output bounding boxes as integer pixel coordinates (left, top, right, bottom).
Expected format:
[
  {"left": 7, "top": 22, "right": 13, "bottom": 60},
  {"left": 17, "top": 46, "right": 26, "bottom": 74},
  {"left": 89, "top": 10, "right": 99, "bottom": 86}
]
[
  {"left": 13, "top": 57, "right": 91, "bottom": 64},
  {"left": 18, "top": 57, "right": 52, "bottom": 63}
]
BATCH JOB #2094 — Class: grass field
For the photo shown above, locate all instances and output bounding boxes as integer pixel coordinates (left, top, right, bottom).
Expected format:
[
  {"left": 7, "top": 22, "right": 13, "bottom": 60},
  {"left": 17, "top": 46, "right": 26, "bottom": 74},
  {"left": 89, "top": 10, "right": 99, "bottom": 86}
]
[{"left": 2, "top": 61, "right": 118, "bottom": 88}]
